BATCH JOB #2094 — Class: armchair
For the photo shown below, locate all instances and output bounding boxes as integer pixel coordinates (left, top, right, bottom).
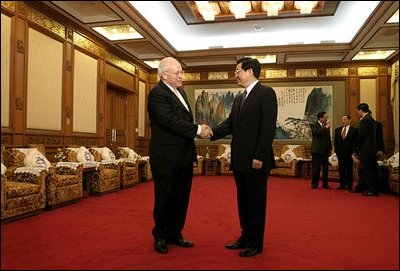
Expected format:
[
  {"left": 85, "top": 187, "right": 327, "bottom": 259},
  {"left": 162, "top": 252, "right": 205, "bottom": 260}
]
[
  {"left": 388, "top": 152, "right": 399, "bottom": 194},
  {"left": 1, "top": 146, "right": 46, "bottom": 222},
  {"left": 325, "top": 153, "right": 340, "bottom": 180},
  {"left": 110, "top": 147, "right": 140, "bottom": 188},
  {"left": 115, "top": 147, "right": 152, "bottom": 182},
  {"left": 270, "top": 144, "right": 305, "bottom": 177},
  {"left": 216, "top": 144, "right": 233, "bottom": 175},
  {"left": 193, "top": 155, "right": 204, "bottom": 175},
  {"left": 62, "top": 146, "right": 120, "bottom": 195},
  {"left": 47, "top": 162, "right": 84, "bottom": 208}
]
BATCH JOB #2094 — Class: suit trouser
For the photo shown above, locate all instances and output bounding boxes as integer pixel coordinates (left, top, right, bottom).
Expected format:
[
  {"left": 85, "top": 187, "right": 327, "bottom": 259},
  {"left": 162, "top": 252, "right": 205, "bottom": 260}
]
[
  {"left": 151, "top": 166, "right": 193, "bottom": 240},
  {"left": 359, "top": 155, "right": 378, "bottom": 193},
  {"left": 233, "top": 170, "right": 268, "bottom": 251},
  {"left": 311, "top": 153, "right": 329, "bottom": 187},
  {"left": 337, "top": 154, "right": 354, "bottom": 188}
]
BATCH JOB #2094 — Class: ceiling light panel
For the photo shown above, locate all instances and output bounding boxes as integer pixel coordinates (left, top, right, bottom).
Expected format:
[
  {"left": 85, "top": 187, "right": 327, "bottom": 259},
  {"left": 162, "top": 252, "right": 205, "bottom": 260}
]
[
  {"left": 386, "top": 9, "right": 399, "bottom": 24},
  {"left": 352, "top": 50, "right": 396, "bottom": 60},
  {"left": 92, "top": 24, "right": 143, "bottom": 41}
]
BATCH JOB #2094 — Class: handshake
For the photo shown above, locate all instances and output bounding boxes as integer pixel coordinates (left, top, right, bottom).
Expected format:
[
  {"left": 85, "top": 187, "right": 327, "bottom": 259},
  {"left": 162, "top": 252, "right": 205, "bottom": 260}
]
[{"left": 199, "top": 124, "right": 213, "bottom": 139}]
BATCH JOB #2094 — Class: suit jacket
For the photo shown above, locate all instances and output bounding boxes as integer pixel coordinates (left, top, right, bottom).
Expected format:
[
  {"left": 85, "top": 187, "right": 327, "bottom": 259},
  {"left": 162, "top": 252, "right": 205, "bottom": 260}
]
[
  {"left": 310, "top": 121, "right": 332, "bottom": 154},
  {"left": 375, "top": 121, "right": 385, "bottom": 153},
  {"left": 334, "top": 125, "right": 358, "bottom": 156},
  {"left": 357, "top": 114, "right": 377, "bottom": 156},
  {"left": 211, "top": 82, "right": 277, "bottom": 172},
  {"left": 148, "top": 80, "right": 197, "bottom": 168}
]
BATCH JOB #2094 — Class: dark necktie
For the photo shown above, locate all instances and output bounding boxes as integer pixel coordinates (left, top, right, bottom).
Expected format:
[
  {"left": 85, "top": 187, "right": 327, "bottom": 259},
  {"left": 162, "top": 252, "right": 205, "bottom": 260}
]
[{"left": 240, "top": 89, "right": 247, "bottom": 108}]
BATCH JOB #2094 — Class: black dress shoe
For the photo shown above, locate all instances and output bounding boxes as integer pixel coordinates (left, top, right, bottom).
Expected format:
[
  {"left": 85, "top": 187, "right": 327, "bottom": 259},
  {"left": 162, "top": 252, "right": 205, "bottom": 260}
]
[
  {"left": 337, "top": 186, "right": 346, "bottom": 190},
  {"left": 154, "top": 238, "right": 168, "bottom": 254},
  {"left": 169, "top": 238, "right": 193, "bottom": 247},
  {"left": 225, "top": 240, "right": 246, "bottom": 249},
  {"left": 311, "top": 185, "right": 318, "bottom": 189},
  {"left": 322, "top": 185, "right": 331, "bottom": 189},
  {"left": 239, "top": 248, "right": 261, "bottom": 257}
]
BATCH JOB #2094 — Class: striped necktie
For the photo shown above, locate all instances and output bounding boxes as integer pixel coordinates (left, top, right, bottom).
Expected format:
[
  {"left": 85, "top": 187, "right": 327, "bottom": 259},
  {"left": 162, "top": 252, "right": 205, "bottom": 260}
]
[{"left": 240, "top": 89, "right": 247, "bottom": 108}]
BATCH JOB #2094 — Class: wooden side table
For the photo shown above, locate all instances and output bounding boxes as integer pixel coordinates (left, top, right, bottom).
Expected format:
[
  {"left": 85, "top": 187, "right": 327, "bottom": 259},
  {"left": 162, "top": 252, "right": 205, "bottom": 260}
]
[
  {"left": 204, "top": 158, "right": 218, "bottom": 176},
  {"left": 300, "top": 159, "right": 312, "bottom": 179},
  {"left": 82, "top": 166, "right": 96, "bottom": 197}
]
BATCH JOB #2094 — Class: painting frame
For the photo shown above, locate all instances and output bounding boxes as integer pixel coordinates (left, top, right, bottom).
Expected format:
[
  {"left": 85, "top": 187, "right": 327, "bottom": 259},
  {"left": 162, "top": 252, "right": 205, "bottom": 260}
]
[{"left": 193, "top": 85, "right": 333, "bottom": 141}]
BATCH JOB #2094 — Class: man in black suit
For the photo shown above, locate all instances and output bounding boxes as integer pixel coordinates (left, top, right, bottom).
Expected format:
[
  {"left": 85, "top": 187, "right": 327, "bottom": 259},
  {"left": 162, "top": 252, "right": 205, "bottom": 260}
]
[
  {"left": 354, "top": 103, "right": 379, "bottom": 196},
  {"left": 147, "top": 57, "right": 212, "bottom": 254},
  {"left": 310, "top": 111, "right": 332, "bottom": 189},
  {"left": 211, "top": 58, "right": 277, "bottom": 257},
  {"left": 334, "top": 115, "right": 358, "bottom": 190}
]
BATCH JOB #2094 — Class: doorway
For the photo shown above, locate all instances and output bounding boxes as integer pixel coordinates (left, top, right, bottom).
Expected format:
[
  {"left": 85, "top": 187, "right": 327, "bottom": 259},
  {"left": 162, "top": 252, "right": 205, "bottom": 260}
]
[{"left": 106, "top": 85, "right": 127, "bottom": 152}]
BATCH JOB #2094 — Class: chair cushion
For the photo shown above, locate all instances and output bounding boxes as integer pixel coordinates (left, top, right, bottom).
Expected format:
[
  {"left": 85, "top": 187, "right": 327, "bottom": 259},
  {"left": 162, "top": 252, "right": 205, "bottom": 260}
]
[
  {"left": 24, "top": 149, "right": 51, "bottom": 169},
  {"left": 281, "top": 145, "right": 304, "bottom": 164},
  {"left": 388, "top": 152, "right": 399, "bottom": 168},
  {"left": 5, "top": 148, "right": 25, "bottom": 168},
  {"left": 128, "top": 149, "right": 140, "bottom": 161},
  {"left": 101, "top": 147, "right": 116, "bottom": 160},
  {"left": 64, "top": 149, "right": 78, "bottom": 162},
  {"left": 329, "top": 153, "right": 339, "bottom": 167},
  {"left": 89, "top": 148, "right": 103, "bottom": 162},
  {"left": 5, "top": 181, "right": 41, "bottom": 198},
  {"left": 217, "top": 145, "right": 231, "bottom": 164},
  {"left": 76, "top": 147, "right": 95, "bottom": 163}
]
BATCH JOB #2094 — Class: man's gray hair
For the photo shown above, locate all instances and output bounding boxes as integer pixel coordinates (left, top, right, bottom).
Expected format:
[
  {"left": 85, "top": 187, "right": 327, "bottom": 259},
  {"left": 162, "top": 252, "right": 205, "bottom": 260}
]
[{"left": 157, "top": 57, "right": 177, "bottom": 77}]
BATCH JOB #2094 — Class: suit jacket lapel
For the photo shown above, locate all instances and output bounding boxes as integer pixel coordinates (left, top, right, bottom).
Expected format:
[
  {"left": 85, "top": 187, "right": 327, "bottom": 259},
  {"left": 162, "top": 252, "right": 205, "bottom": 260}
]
[
  {"left": 176, "top": 88, "right": 193, "bottom": 118},
  {"left": 238, "top": 83, "right": 259, "bottom": 123},
  {"left": 160, "top": 80, "right": 191, "bottom": 116}
]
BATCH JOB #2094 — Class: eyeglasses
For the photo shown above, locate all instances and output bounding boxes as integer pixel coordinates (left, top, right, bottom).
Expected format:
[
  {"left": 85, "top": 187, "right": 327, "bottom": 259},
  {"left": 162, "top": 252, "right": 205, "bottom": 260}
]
[
  {"left": 234, "top": 69, "right": 245, "bottom": 74},
  {"left": 165, "top": 70, "right": 184, "bottom": 76}
]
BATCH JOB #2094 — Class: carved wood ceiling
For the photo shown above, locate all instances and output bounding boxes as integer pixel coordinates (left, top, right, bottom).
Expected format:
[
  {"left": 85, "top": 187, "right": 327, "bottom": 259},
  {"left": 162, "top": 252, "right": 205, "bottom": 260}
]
[
  {"left": 32, "top": 1, "right": 399, "bottom": 70},
  {"left": 174, "top": 1, "right": 337, "bottom": 24}
]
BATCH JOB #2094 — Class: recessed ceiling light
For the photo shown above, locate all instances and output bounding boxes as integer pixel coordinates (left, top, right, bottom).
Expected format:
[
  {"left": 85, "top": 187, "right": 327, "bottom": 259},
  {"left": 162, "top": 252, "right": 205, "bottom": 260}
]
[
  {"left": 144, "top": 60, "right": 161, "bottom": 69},
  {"left": 386, "top": 9, "right": 399, "bottom": 23},
  {"left": 352, "top": 50, "right": 396, "bottom": 60},
  {"left": 92, "top": 24, "right": 143, "bottom": 41}
]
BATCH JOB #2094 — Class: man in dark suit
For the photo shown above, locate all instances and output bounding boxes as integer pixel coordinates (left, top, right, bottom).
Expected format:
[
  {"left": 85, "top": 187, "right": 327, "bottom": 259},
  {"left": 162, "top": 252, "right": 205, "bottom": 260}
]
[
  {"left": 334, "top": 114, "right": 358, "bottom": 190},
  {"left": 211, "top": 58, "right": 277, "bottom": 257},
  {"left": 310, "top": 111, "right": 332, "bottom": 189},
  {"left": 354, "top": 103, "right": 379, "bottom": 196},
  {"left": 147, "top": 57, "right": 212, "bottom": 254}
]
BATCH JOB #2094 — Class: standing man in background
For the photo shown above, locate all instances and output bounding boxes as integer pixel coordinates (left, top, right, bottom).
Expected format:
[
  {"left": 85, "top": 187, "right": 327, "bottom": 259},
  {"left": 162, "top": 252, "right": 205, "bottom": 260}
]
[
  {"left": 211, "top": 57, "right": 277, "bottom": 257},
  {"left": 310, "top": 112, "right": 332, "bottom": 189},
  {"left": 147, "top": 57, "right": 212, "bottom": 254},
  {"left": 354, "top": 103, "right": 379, "bottom": 196},
  {"left": 334, "top": 115, "right": 358, "bottom": 190}
]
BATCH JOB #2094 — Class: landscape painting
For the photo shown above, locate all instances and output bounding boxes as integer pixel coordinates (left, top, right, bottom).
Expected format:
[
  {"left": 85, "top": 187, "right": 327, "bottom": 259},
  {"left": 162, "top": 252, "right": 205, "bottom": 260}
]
[{"left": 194, "top": 86, "right": 332, "bottom": 141}]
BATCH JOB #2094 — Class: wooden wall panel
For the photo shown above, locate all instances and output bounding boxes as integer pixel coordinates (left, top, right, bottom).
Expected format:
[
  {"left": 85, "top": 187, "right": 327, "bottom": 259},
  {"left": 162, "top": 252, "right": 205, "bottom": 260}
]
[{"left": 105, "top": 63, "right": 134, "bottom": 92}]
